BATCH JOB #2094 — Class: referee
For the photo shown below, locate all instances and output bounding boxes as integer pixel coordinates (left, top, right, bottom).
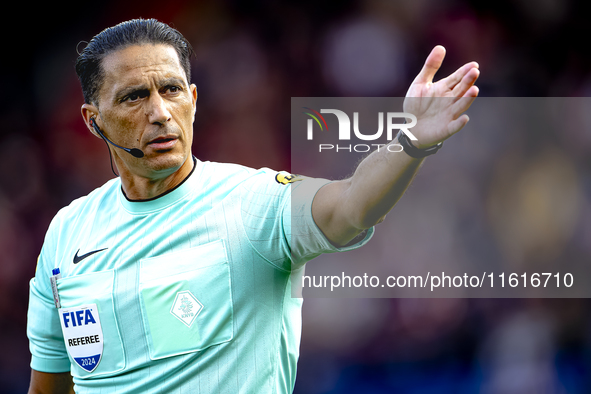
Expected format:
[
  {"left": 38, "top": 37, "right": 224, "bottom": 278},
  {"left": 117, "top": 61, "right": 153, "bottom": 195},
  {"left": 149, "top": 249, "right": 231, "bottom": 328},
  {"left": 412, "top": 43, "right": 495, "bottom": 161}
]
[{"left": 27, "top": 19, "right": 479, "bottom": 393}]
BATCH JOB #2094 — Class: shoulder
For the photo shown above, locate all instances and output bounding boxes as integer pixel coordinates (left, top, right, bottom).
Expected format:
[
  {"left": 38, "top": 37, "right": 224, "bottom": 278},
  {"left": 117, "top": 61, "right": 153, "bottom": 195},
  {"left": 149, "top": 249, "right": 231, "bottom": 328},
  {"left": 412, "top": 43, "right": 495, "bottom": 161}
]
[
  {"left": 198, "top": 160, "right": 298, "bottom": 194},
  {"left": 38, "top": 178, "right": 120, "bottom": 273},
  {"left": 199, "top": 160, "right": 277, "bottom": 180},
  {"left": 49, "top": 178, "right": 120, "bottom": 234}
]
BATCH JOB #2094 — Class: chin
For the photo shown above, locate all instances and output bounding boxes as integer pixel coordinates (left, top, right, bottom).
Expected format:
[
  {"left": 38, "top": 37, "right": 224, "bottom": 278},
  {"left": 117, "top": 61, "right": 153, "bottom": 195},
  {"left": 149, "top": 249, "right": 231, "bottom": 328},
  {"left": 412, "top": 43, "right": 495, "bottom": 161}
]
[{"left": 146, "top": 151, "right": 188, "bottom": 174}]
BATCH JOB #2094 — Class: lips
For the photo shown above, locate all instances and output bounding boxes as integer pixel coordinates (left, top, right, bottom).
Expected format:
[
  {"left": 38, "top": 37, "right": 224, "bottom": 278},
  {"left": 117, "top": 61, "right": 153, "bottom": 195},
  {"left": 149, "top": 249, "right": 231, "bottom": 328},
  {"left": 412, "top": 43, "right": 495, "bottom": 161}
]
[{"left": 147, "top": 135, "right": 178, "bottom": 150}]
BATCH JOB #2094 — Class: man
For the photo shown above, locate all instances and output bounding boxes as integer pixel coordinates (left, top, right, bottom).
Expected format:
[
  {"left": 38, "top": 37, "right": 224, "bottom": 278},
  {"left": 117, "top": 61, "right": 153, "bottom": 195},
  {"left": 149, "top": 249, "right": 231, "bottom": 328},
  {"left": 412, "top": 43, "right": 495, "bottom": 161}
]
[{"left": 27, "top": 19, "right": 479, "bottom": 393}]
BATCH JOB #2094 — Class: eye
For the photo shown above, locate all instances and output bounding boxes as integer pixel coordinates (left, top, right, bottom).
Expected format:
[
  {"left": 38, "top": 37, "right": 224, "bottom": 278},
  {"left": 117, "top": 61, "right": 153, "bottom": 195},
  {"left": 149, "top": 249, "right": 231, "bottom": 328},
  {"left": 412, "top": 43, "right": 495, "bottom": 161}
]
[
  {"left": 122, "top": 90, "right": 148, "bottom": 103},
  {"left": 166, "top": 85, "right": 182, "bottom": 94}
]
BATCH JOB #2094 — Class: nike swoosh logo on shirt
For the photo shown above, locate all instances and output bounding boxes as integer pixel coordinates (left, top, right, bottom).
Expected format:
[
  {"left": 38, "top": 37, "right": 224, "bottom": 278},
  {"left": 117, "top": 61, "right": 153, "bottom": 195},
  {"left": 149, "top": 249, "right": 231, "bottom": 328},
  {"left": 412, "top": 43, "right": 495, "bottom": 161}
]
[{"left": 73, "top": 248, "right": 108, "bottom": 264}]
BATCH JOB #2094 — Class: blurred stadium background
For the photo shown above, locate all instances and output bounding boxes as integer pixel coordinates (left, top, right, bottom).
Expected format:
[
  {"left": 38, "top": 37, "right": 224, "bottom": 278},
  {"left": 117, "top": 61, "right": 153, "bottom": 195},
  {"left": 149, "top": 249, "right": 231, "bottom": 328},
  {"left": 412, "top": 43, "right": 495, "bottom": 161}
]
[{"left": 1, "top": 0, "right": 591, "bottom": 392}]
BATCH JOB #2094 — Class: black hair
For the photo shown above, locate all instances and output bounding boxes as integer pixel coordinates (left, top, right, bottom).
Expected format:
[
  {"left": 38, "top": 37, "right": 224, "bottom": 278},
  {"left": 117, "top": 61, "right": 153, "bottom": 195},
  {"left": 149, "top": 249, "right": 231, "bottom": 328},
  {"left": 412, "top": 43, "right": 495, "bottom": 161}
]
[{"left": 75, "top": 18, "right": 194, "bottom": 105}]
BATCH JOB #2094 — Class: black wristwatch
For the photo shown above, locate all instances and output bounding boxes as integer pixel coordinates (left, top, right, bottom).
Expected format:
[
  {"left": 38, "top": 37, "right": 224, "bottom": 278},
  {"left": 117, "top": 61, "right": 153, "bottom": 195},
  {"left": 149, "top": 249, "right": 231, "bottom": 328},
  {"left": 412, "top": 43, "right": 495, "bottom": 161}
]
[{"left": 396, "top": 130, "right": 443, "bottom": 159}]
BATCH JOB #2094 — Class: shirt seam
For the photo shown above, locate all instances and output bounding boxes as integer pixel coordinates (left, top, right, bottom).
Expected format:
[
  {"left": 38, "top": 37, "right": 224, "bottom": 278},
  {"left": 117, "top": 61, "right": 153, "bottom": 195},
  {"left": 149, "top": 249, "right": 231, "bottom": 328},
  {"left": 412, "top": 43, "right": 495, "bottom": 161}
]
[
  {"left": 271, "top": 273, "right": 290, "bottom": 394},
  {"left": 238, "top": 185, "right": 292, "bottom": 274}
]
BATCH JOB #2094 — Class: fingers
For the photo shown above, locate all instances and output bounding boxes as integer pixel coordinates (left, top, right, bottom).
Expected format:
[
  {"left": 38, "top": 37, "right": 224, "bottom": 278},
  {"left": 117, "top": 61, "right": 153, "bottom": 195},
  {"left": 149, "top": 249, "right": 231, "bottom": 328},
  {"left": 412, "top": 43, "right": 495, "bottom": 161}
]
[
  {"left": 412, "top": 45, "right": 446, "bottom": 85},
  {"left": 440, "top": 61, "right": 479, "bottom": 91},
  {"left": 464, "top": 84, "right": 480, "bottom": 98},
  {"left": 447, "top": 114, "right": 470, "bottom": 135},
  {"left": 451, "top": 67, "right": 480, "bottom": 97},
  {"left": 451, "top": 85, "right": 479, "bottom": 119}
]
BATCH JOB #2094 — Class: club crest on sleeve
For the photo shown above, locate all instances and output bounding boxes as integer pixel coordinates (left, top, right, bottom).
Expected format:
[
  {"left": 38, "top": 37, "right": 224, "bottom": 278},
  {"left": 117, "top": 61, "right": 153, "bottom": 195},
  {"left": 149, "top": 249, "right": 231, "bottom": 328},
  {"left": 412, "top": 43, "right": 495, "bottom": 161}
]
[{"left": 275, "top": 172, "right": 304, "bottom": 185}]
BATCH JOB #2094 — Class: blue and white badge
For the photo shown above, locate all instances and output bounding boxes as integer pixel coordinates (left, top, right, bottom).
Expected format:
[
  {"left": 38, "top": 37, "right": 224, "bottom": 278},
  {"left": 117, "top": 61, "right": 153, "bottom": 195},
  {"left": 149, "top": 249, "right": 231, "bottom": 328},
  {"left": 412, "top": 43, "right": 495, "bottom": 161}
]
[{"left": 59, "top": 303, "right": 103, "bottom": 373}]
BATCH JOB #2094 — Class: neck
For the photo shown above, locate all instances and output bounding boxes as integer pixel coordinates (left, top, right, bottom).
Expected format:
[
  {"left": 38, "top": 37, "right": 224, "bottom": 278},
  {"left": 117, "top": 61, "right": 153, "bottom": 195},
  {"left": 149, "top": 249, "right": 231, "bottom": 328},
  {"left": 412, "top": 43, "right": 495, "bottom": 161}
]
[{"left": 118, "top": 156, "right": 195, "bottom": 201}]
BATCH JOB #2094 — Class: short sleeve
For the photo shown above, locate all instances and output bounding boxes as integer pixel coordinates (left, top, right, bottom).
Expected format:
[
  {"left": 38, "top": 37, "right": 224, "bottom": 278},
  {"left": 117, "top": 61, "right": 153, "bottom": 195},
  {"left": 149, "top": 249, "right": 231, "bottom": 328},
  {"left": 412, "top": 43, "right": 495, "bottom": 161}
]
[
  {"left": 27, "top": 216, "right": 71, "bottom": 373},
  {"left": 240, "top": 170, "right": 374, "bottom": 272},
  {"left": 240, "top": 169, "right": 294, "bottom": 272},
  {"left": 285, "top": 177, "right": 374, "bottom": 270}
]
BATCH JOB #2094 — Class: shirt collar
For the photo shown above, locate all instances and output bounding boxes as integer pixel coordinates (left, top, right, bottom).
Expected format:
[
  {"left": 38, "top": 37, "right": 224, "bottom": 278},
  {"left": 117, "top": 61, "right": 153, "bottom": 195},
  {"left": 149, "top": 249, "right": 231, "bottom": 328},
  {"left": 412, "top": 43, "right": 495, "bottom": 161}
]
[{"left": 118, "top": 156, "right": 203, "bottom": 215}]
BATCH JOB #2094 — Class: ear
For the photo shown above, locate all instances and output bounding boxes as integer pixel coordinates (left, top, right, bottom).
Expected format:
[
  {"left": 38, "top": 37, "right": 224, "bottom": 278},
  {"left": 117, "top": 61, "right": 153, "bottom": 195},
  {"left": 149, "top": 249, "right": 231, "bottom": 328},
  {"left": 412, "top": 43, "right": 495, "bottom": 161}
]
[
  {"left": 81, "top": 103, "right": 101, "bottom": 138},
  {"left": 190, "top": 83, "right": 198, "bottom": 119}
]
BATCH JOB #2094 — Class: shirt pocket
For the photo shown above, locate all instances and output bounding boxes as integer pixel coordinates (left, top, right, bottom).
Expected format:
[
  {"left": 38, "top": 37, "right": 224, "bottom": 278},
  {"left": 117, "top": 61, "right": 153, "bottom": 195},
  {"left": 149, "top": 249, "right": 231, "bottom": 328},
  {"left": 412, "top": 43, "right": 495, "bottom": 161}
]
[
  {"left": 57, "top": 269, "right": 126, "bottom": 378},
  {"left": 138, "top": 239, "right": 234, "bottom": 360}
]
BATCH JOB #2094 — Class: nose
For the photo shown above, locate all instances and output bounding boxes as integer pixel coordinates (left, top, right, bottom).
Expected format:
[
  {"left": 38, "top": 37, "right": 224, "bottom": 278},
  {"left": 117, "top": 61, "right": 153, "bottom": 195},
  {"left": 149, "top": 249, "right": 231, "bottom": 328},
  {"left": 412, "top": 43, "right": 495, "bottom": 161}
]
[{"left": 146, "top": 94, "right": 172, "bottom": 125}]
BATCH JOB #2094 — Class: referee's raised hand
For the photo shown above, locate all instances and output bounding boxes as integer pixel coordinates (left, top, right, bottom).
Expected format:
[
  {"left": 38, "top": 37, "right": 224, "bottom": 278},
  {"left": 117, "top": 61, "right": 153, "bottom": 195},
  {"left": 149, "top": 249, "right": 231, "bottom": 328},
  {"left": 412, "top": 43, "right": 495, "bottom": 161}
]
[
  {"left": 312, "top": 46, "right": 481, "bottom": 246},
  {"left": 403, "top": 45, "right": 480, "bottom": 149}
]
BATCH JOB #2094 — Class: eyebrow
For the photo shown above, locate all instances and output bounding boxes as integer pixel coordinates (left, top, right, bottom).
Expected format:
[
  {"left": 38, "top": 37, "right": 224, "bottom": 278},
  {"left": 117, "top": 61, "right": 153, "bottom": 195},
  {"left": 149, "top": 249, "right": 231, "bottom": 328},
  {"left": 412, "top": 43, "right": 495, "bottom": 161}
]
[{"left": 113, "top": 77, "right": 187, "bottom": 102}]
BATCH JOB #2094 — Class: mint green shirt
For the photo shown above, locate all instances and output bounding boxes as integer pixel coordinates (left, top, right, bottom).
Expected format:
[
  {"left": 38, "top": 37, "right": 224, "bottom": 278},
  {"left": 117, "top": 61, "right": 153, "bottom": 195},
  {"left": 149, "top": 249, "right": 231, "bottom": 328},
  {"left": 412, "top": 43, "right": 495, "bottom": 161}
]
[{"left": 27, "top": 159, "right": 373, "bottom": 393}]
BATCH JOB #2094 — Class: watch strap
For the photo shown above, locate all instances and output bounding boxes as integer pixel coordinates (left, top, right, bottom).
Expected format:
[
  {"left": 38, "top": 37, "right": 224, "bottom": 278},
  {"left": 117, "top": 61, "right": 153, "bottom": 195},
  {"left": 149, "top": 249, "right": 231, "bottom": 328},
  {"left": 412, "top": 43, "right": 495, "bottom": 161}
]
[{"left": 396, "top": 130, "right": 443, "bottom": 158}]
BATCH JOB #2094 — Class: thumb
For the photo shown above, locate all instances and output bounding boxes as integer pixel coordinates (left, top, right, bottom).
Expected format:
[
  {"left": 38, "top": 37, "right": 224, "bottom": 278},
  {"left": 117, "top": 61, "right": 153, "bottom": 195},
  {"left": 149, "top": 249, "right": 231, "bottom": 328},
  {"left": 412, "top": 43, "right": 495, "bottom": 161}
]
[{"left": 412, "top": 45, "right": 446, "bottom": 85}]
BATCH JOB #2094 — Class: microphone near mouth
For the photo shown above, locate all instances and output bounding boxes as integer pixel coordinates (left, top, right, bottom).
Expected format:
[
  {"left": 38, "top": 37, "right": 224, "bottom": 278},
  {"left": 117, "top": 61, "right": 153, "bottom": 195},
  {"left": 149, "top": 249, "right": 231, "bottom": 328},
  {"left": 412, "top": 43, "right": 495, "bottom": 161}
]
[{"left": 90, "top": 118, "right": 145, "bottom": 158}]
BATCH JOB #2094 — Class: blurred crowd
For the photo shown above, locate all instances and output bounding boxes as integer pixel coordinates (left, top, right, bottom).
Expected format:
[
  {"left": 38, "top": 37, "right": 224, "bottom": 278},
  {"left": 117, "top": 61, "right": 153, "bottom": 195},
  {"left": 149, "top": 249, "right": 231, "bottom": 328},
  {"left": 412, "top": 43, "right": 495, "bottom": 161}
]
[{"left": 1, "top": 0, "right": 591, "bottom": 393}]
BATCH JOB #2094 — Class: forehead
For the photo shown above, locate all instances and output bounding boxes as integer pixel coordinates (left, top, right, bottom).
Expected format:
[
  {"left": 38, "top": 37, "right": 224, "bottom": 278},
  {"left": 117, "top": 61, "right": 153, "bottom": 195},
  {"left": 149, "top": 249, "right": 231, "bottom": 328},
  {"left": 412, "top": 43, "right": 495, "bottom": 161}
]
[{"left": 100, "top": 44, "right": 186, "bottom": 95}]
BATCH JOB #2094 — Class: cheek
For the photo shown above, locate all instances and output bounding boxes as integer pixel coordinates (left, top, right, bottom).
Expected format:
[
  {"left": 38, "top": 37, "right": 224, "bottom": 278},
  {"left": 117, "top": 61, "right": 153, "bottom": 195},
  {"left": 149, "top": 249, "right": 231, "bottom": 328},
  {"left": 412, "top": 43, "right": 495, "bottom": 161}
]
[
  {"left": 106, "top": 110, "right": 143, "bottom": 139},
  {"left": 176, "top": 101, "right": 196, "bottom": 130}
]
